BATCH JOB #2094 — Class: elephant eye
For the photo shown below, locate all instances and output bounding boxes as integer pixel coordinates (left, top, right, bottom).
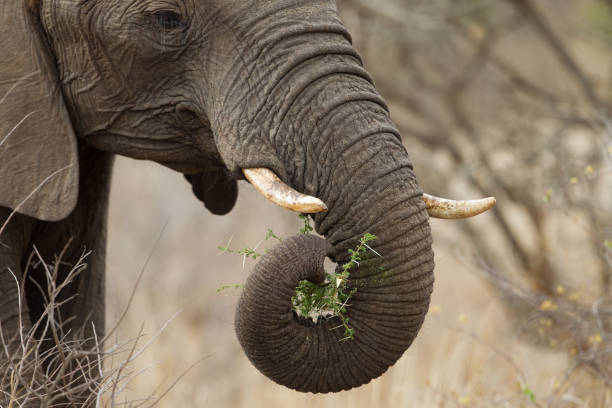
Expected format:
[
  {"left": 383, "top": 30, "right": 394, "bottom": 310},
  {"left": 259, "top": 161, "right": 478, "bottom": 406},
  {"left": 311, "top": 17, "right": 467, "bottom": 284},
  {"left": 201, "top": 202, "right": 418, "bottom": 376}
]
[{"left": 152, "top": 10, "right": 186, "bottom": 31}]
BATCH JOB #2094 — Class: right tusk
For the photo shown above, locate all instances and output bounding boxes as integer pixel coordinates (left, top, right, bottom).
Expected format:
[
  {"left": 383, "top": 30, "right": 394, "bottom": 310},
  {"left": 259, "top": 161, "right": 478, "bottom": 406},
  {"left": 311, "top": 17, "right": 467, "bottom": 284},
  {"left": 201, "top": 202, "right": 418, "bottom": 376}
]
[
  {"left": 423, "top": 193, "right": 496, "bottom": 219},
  {"left": 243, "top": 168, "right": 328, "bottom": 214}
]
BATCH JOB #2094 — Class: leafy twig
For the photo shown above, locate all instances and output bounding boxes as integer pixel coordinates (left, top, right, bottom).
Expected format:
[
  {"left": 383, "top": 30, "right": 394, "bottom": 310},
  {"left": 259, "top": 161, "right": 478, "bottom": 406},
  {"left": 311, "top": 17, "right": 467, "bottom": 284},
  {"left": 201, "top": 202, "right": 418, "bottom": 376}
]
[
  {"left": 298, "top": 214, "right": 313, "bottom": 235},
  {"left": 292, "top": 233, "right": 378, "bottom": 341}
]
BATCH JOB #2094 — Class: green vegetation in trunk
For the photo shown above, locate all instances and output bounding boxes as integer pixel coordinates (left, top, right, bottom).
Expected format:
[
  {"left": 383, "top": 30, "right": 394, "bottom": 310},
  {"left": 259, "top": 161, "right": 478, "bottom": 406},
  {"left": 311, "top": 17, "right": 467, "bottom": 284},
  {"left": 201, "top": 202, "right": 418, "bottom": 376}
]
[
  {"left": 291, "top": 231, "right": 378, "bottom": 342},
  {"left": 218, "top": 215, "right": 378, "bottom": 341}
]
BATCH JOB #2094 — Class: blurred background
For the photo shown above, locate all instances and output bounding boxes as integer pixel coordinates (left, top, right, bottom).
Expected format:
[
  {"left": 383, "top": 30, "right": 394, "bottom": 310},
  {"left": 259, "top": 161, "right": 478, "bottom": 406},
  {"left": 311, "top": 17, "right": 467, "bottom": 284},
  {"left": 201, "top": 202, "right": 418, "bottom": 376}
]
[{"left": 105, "top": 0, "right": 611, "bottom": 406}]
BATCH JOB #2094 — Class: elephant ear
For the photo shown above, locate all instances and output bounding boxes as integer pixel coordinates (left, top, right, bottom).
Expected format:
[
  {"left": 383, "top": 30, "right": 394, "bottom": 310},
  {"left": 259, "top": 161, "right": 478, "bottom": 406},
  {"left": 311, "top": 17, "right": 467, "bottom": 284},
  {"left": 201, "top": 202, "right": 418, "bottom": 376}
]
[
  {"left": 184, "top": 169, "right": 238, "bottom": 215},
  {"left": 0, "top": 1, "right": 78, "bottom": 222}
]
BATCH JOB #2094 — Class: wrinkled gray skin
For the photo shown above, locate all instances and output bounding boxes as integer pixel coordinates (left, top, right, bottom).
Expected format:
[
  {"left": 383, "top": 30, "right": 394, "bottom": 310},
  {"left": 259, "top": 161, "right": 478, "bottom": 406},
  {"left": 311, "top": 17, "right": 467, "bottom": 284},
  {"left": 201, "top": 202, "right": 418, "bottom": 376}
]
[{"left": 0, "top": 0, "right": 434, "bottom": 402}]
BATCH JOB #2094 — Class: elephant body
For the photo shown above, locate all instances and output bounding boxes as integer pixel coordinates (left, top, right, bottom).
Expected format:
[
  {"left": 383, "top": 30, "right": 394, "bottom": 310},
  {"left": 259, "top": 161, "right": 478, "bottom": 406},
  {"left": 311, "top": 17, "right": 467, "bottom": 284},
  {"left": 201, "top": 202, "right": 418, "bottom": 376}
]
[{"left": 0, "top": 0, "right": 435, "bottom": 404}]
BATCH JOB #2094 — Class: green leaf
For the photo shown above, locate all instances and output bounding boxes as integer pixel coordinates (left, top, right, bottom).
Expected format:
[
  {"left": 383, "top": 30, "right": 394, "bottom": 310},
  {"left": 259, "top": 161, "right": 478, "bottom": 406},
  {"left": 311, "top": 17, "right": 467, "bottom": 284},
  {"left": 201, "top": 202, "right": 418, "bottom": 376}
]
[
  {"left": 522, "top": 385, "right": 536, "bottom": 402},
  {"left": 265, "top": 228, "right": 282, "bottom": 242}
]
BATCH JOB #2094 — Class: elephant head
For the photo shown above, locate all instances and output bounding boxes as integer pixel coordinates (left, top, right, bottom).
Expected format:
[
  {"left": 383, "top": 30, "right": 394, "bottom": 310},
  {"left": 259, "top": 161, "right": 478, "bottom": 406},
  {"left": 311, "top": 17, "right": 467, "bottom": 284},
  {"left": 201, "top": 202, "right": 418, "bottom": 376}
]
[{"left": 0, "top": 0, "right": 494, "bottom": 393}]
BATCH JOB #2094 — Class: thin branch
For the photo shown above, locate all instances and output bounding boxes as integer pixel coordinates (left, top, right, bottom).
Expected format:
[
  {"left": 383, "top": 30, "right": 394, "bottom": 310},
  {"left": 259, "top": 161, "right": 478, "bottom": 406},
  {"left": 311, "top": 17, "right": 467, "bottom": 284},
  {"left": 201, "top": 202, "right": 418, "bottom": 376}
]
[{"left": 505, "top": 0, "right": 602, "bottom": 109}]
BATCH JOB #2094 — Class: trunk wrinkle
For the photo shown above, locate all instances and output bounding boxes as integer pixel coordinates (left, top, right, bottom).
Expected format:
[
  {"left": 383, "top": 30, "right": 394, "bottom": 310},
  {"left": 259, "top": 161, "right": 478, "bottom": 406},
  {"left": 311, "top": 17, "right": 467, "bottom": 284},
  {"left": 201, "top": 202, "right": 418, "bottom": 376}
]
[
  {"left": 271, "top": 64, "right": 375, "bottom": 142},
  {"left": 244, "top": 24, "right": 355, "bottom": 68},
  {"left": 252, "top": 49, "right": 366, "bottom": 125},
  {"left": 319, "top": 163, "right": 416, "bottom": 240}
]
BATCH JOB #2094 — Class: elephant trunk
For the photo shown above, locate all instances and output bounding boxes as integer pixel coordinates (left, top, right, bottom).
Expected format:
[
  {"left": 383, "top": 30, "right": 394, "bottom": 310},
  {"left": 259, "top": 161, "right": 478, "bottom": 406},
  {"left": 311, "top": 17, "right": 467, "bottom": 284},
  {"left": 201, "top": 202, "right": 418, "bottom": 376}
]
[
  {"left": 209, "top": 8, "right": 436, "bottom": 391},
  {"left": 235, "top": 87, "right": 435, "bottom": 392}
]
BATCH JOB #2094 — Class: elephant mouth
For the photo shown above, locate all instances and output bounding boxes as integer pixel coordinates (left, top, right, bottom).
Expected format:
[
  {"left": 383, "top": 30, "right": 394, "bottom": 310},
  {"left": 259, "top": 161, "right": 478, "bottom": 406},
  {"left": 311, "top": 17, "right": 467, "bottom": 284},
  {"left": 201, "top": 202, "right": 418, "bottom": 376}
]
[{"left": 242, "top": 167, "right": 496, "bottom": 219}]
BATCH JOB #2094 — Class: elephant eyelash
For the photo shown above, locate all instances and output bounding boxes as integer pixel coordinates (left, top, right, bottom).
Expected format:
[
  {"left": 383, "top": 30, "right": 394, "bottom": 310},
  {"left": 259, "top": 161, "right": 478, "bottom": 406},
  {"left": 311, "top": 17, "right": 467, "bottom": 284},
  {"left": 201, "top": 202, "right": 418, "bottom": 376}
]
[{"left": 151, "top": 10, "right": 187, "bottom": 31}]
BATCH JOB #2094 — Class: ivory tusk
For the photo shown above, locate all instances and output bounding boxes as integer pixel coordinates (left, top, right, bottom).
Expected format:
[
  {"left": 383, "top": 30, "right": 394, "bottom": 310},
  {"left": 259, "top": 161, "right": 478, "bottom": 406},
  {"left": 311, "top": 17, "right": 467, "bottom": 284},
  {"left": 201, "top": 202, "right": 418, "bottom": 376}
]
[
  {"left": 423, "top": 193, "right": 496, "bottom": 219},
  {"left": 243, "top": 167, "right": 493, "bottom": 218},
  {"left": 243, "top": 168, "right": 328, "bottom": 214}
]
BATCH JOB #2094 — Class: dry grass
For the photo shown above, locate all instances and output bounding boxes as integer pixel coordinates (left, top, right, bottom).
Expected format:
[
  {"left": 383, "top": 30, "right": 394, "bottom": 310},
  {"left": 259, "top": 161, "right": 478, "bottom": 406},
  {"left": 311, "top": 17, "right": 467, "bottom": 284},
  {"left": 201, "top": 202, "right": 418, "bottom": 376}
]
[
  {"left": 0, "top": 237, "right": 196, "bottom": 407},
  {"left": 0, "top": 248, "right": 106, "bottom": 406}
]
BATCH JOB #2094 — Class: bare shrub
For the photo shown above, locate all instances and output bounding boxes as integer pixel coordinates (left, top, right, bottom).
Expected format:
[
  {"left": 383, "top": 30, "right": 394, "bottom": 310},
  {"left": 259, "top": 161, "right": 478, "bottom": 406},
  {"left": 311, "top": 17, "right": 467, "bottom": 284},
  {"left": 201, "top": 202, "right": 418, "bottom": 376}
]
[
  {"left": 0, "top": 243, "right": 191, "bottom": 407},
  {"left": 338, "top": 0, "right": 612, "bottom": 404}
]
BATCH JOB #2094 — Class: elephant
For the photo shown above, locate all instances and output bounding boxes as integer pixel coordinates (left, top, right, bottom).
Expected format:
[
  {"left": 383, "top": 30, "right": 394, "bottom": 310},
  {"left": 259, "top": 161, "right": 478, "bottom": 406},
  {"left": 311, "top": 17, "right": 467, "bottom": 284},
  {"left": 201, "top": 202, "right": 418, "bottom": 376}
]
[{"left": 0, "top": 0, "right": 496, "bottom": 403}]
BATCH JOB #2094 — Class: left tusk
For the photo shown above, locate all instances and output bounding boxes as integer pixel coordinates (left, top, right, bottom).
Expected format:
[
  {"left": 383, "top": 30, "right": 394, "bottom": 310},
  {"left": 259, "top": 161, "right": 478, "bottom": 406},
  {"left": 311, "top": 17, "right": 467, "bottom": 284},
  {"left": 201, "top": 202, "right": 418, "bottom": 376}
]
[
  {"left": 423, "top": 193, "right": 496, "bottom": 219},
  {"left": 243, "top": 168, "right": 328, "bottom": 214}
]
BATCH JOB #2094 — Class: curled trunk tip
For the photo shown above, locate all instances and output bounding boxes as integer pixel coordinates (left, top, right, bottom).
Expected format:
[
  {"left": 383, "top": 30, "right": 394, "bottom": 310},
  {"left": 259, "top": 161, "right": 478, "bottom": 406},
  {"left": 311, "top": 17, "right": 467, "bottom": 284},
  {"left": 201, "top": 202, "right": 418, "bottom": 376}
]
[{"left": 235, "top": 233, "right": 433, "bottom": 393}]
